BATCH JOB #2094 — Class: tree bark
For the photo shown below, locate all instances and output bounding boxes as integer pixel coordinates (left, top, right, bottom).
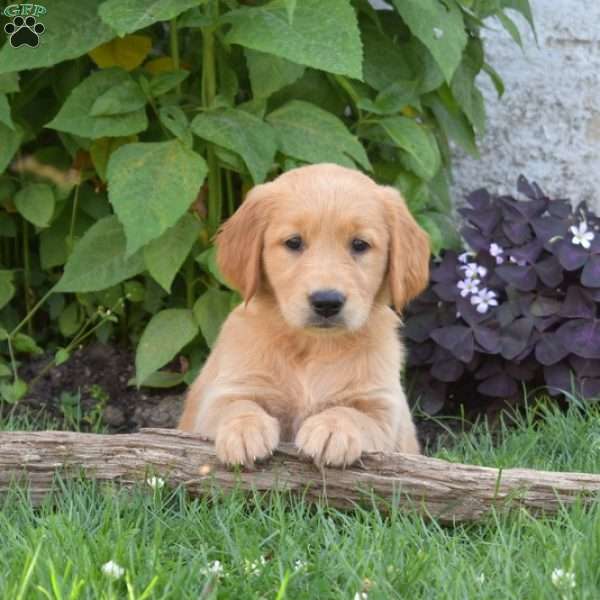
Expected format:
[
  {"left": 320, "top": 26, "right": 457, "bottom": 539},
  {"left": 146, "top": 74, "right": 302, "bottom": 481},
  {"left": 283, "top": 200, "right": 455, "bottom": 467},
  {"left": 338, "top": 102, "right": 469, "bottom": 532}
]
[{"left": 1, "top": 428, "right": 599, "bottom": 523}]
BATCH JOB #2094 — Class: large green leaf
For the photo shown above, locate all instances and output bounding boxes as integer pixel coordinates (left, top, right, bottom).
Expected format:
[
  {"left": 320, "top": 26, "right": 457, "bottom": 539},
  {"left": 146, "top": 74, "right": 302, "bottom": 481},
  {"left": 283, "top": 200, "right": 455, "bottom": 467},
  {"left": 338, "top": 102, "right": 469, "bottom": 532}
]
[
  {"left": 144, "top": 213, "right": 200, "bottom": 293},
  {"left": 0, "top": 270, "right": 15, "bottom": 310},
  {"left": 193, "top": 288, "right": 235, "bottom": 348},
  {"left": 224, "top": 0, "right": 363, "bottom": 79},
  {"left": 191, "top": 109, "right": 276, "bottom": 183},
  {"left": 14, "top": 183, "right": 55, "bottom": 228},
  {"left": 136, "top": 308, "right": 198, "bottom": 385},
  {"left": 55, "top": 216, "right": 145, "bottom": 292},
  {"left": 46, "top": 69, "right": 148, "bottom": 139},
  {"left": 378, "top": 117, "right": 441, "bottom": 181},
  {"left": 0, "top": 73, "right": 19, "bottom": 94},
  {"left": 0, "top": 123, "right": 23, "bottom": 172},
  {"left": 267, "top": 100, "right": 370, "bottom": 170},
  {"left": 99, "top": 0, "right": 207, "bottom": 37},
  {"left": 90, "top": 80, "right": 147, "bottom": 117},
  {"left": 106, "top": 140, "right": 207, "bottom": 256},
  {"left": 245, "top": 49, "right": 305, "bottom": 99},
  {"left": 0, "top": 95, "right": 13, "bottom": 130},
  {"left": 392, "top": 0, "right": 467, "bottom": 83},
  {"left": 0, "top": 0, "right": 115, "bottom": 74}
]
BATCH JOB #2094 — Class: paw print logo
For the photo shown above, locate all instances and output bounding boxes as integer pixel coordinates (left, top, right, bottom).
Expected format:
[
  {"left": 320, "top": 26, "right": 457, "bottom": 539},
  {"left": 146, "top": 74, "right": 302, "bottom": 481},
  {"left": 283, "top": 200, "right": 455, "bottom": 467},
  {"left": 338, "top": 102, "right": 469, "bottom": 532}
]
[{"left": 4, "top": 15, "right": 45, "bottom": 48}]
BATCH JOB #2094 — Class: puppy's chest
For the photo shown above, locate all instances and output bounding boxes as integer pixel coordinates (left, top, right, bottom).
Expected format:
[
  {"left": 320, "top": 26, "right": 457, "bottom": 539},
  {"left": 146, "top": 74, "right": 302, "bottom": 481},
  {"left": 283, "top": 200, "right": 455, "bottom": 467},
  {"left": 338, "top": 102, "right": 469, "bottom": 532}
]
[{"left": 271, "top": 361, "right": 359, "bottom": 440}]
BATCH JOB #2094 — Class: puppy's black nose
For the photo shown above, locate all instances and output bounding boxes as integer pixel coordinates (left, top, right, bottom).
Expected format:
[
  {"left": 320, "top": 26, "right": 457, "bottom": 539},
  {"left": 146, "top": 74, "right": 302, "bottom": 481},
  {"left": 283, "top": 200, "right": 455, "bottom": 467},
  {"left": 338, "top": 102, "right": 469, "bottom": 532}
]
[{"left": 309, "top": 289, "right": 346, "bottom": 318}]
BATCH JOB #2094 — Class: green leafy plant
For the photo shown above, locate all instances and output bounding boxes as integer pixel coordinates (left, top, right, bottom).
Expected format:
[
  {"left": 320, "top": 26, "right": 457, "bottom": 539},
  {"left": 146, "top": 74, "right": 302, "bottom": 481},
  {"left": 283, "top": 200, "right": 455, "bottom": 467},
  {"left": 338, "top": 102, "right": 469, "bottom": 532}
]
[{"left": 0, "top": 0, "right": 533, "bottom": 392}]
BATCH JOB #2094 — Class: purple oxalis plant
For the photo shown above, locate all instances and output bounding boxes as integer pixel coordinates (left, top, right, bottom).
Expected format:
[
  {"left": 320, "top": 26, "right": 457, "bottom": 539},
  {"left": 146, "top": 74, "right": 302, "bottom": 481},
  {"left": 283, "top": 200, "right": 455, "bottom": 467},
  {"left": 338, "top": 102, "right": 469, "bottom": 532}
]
[{"left": 405, "top": 176, "right": 600, "bottom": 415}]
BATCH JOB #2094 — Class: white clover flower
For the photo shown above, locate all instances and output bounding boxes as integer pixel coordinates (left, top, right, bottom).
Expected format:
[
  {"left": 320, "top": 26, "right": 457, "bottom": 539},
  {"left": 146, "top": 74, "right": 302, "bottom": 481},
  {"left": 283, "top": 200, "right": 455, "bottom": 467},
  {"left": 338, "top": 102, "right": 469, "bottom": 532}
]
[
  {"left": 570, "top": 221, "right": 594, "bottom": 249},
  {"left": 146, "top": 476, "right": 165, "bottom": 490},
  {"left": 101, "top": 560, "right": 125, "bottom": 580},
  {"left": 509, "top": 256, "right": 527, "bottom": 267},
  {"left": 201, "top": 560, "right": 225, "bottom": 578},
  {"left": 475, "top": 573, "right": 485, "bottom": 584},
  {"left": 458, "top": 251, "right": 474, "bottom": 264},
  {"left": 489, "top": 243, "right": 504, "bottom": 264},
  {"left": 244, "top": 556, "right": 267, "bottom": 576},
  {"left": 457, "top": 278, "right": 480, "bottom": 298},
  {"left": 433, "top": 27, "right": 444, "bottom": 39},
  {"left": 353, "top": 593, "right": 368, "bottom": 600},
  {"left": 293, "top": 559, "right": 307, "bottom": 572},
  {"left": 461, "top": 262, "right": 487, "bottom": 280},
  {"left": 551, "top": 568, "right": 576, "bottom": 590},
  {"left": 470, "top": 288, "right": 498, "bottom": 314}
]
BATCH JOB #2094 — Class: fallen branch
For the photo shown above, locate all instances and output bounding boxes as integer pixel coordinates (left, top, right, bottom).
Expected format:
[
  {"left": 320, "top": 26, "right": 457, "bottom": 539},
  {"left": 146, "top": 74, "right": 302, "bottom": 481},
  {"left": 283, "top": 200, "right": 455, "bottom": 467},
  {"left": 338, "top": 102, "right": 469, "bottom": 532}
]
[{"left": 1, "top": 428, "right": 599, "bottom": 523}]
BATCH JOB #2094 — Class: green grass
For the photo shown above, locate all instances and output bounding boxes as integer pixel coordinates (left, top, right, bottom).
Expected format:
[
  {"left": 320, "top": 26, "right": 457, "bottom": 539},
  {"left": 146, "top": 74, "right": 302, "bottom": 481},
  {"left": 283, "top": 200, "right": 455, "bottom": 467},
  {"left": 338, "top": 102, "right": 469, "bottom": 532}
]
[{"left": 1, "top": 400, "right": 600, "bottom": 599}]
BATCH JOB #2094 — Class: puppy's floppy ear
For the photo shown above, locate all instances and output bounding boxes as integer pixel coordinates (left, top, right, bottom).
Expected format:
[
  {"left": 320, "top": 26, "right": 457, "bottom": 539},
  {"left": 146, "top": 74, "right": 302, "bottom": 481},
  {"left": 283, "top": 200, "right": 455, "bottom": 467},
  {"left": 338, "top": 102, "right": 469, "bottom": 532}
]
[
  {"left": 216, "top": 182, "right": 274, "bottom": 302},
  {"left": 381, "top": 186, "right": 430, "bottom": 312}
]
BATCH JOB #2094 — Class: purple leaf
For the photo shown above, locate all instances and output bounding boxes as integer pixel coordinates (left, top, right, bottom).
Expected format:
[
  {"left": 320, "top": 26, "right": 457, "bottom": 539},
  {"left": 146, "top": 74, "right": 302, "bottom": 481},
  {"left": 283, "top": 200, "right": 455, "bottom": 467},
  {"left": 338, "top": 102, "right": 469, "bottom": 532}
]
[
  {"left": 503, "top": 220, "right": 532, "bottom": 245},
  {"left": 466, "top": 188, "right": 491, "bottom": 210},
  {"left": 559, "top": 286, "right": 595, "bottom": 319},
  {"left": 496, "top": 264, "right": 537, "bottom": 291},
  {"left": 535, "top": 333, "right": 569, "bottom": 366},
  {"left": 581, "top": 378, "right": 600, "bottom": 399},
  {"left": 500, "top": 317, "right": 534, "bottom": 360},
  {"left": 430, "top": 252, "right": 460, "bottom": 283},
  {"left": 462, "top": 206, "right": 502, "bottom": 235},
  {"left": 547, "top": 199, "right": 572, "bottom": 219},
  {"left": 529, "top": 294, "right": 561, "bottom": 317},
  {"left": 430, "top": 358, "right": 464, "bottom": 382},
  {"left": 556, "top": 239, "right": 589, "bottom": 271},
  {"left": 474, "top": 358, "right": 503, "bottom": 380},
  {"left": 477, "top": 373, "right": 519, "bottom": 397},
  {"left": 531, "top": 216, "right": 569, "bottom": 247},
  {"left": 433, "top": 282, "right": 460, "bottom": 302},
  {"left": 509, "top": 239, "right": 543, "bottom": 264},
  {"left": 556, "top": 319, "right": 600, "bottom": 359},
  {"left": 568, "top": 356, "right": 600, "bottom": 378},
  {"left": 581, "top": 254, "right": 600, "bottom": 287},
  {"left": 404, "top": 313, "right": 439, "bottom": 343},
  {"left": 544, "top": 362, "right": 572, "bottom": 396},
  {"left": 461, "top": 227, "right": 489, "bottom": 252},
  {"left": 430, "top": 325, "right": 474, "bottom": 362},
  {"left": 473, "top": 325, "right": 500, "bottom": 353},
  {"left": 534, "top": 256, "right": 563, "bottom": 288}
]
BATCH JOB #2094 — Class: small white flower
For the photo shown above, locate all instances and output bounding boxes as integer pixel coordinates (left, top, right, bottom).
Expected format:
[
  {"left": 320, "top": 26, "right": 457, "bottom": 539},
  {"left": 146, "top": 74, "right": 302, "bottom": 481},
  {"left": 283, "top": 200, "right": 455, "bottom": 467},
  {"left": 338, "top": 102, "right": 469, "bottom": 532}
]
[
  {"left": 433, "top": 27, "right": 444, "bottom": 39},
  {"left": 509, "top": 256, "right": 527, "bottom": 267},
  {"left": 457, "top": 278, "right": 480, "bottom": 297},
  {"left": 244, "top": 556, "right": 267, "bottom": 576},
  {"left": 551, "top": 568, "right": 576, "bottom": 590},
  {"left": 470, "top": 288, "right": 498, "bottom": 314},
  {"left": 146, "top": 476, "right": 165, "bottom": 490},
  {"left": 101, "top": 560, "right": 125, "bottom": 580},
  {"left": 353, "top": 593, "right": 368, "bottom": 600},
  {"left": 201, "top": 560, "right": 224, "bottom": 578},
  {"left": 293, "top": 559, "right": 307, "bottom": 572},
  {"left": 475, "top": 573, "right": 485, "bottom": 584},
  {"left": 458, "top": 251, "right": 474, "bottom": 264},
  {"left": 461, "top": 262, "right": 487, "bottom": 280},
  {"left": 570, "top": 221, "right": 594, "bottom": 249},
  {"left": 489, "top": 243, "right": 504, "bottom": 264}
]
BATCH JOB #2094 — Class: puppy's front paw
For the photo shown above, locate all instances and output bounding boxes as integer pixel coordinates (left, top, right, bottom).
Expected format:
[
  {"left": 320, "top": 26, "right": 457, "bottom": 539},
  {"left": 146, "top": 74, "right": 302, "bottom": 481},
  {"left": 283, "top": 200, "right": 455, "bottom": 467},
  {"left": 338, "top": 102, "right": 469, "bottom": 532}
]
[
  {"left": 295, "top": 412, "right": 362, "bottom": 468},
  {"left": 215, "top": 412, "right": 280, "bottom": 467}
]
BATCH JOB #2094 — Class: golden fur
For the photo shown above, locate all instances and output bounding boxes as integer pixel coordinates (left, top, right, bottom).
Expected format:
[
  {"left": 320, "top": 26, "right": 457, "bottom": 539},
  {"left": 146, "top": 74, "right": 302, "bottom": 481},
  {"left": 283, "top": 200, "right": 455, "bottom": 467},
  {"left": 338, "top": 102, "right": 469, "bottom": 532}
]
[{"left": 178, "top": 163, "right": 430, "bottom": 467}]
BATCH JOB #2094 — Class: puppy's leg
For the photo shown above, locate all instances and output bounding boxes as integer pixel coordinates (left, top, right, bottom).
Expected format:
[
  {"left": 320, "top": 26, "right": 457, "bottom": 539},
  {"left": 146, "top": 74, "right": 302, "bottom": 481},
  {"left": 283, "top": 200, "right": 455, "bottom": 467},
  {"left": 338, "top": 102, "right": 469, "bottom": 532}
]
[
  {"left": 295, "top": 405, "right": 394, "bottom": 467},
  {"left": 207, "top": 398, "right": 280, "bottom": 467}
]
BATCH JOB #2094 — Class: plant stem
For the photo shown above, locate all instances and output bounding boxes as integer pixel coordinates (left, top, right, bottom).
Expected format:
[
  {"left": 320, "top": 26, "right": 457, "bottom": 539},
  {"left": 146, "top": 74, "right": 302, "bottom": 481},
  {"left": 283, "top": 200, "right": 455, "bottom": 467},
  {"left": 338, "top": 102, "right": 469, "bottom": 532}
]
[
  {"left": 10, "top": 286, "right": 56, "bottom": 338},
  {"left": 185, "top": 256, "right": 195, "bottom": 308},
  {"left": 68, "top": 184, "right": 80, "bottom": 254},
  {"left": 201, "top": 13, "right": 222, "bottom": 235},
  {"left": 169, "top": 17, "right": 182, "bottom": 95},
  {"left": 22, "top": 220, "right": 32, "bottom": 336}
]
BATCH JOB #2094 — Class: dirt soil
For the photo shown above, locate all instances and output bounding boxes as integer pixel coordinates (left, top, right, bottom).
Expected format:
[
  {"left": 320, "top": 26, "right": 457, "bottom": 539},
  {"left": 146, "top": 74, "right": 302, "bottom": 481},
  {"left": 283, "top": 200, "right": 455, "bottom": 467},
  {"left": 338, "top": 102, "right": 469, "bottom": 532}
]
[{"left": 14, "top": 342, "right": 459, "bottom": 452}]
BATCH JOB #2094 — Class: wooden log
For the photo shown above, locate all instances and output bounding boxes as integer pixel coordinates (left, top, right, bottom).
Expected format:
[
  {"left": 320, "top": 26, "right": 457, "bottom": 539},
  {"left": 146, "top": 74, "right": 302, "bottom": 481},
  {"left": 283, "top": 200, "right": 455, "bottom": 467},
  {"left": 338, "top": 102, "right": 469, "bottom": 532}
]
[{"left": 1, "top": 428, "right": 599, "bottom": 523}]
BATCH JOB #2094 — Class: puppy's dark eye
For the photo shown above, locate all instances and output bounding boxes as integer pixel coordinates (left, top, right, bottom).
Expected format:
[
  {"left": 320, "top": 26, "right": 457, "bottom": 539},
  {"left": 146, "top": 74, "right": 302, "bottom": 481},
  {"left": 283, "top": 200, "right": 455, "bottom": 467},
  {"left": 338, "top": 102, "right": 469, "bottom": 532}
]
[
  {"left": 351, "top": 238, "right": 370, "bottom": 253},
  {"left": 284, "top": 236, "right": 303, "bottom": 251}
]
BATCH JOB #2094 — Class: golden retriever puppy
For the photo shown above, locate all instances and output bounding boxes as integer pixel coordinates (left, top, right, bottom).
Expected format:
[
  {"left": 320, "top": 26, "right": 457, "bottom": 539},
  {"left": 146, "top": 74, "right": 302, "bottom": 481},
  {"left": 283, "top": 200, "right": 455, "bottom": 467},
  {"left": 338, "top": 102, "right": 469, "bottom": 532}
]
[{"left": 178, "top": 163, "right": 430, "bottom": 467}]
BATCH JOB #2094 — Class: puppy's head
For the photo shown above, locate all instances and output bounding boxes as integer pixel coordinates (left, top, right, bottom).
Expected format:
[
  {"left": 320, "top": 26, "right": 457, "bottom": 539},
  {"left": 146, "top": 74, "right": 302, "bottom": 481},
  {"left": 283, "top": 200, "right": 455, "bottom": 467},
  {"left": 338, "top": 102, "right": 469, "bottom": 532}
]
[{"left": 216, "top": 164, "right": 430, "bottom": 332}]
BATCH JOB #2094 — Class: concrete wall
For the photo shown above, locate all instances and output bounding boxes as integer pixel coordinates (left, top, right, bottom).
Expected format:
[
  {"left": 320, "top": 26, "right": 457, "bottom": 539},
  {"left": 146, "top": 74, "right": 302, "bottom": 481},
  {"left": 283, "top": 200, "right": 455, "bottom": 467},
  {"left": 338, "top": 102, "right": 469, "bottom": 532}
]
[{"left": 452, "top": 0, "right": 600, "bottom": 209}]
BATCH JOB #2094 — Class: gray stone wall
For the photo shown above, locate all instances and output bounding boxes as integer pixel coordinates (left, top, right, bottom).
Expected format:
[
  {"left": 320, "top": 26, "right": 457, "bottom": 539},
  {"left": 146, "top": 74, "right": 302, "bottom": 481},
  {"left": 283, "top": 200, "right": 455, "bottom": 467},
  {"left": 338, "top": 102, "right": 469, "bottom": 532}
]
[{"left": 452, "top": 0, "right": 600, "bottom": 209}]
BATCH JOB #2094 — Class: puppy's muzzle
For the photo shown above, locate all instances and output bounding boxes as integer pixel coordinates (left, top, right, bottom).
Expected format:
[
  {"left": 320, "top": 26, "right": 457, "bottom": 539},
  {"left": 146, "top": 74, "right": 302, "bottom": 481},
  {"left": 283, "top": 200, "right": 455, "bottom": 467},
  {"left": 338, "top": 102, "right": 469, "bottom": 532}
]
[{"left": 309, "top": 289, "right": 346, "bottom": 319}]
